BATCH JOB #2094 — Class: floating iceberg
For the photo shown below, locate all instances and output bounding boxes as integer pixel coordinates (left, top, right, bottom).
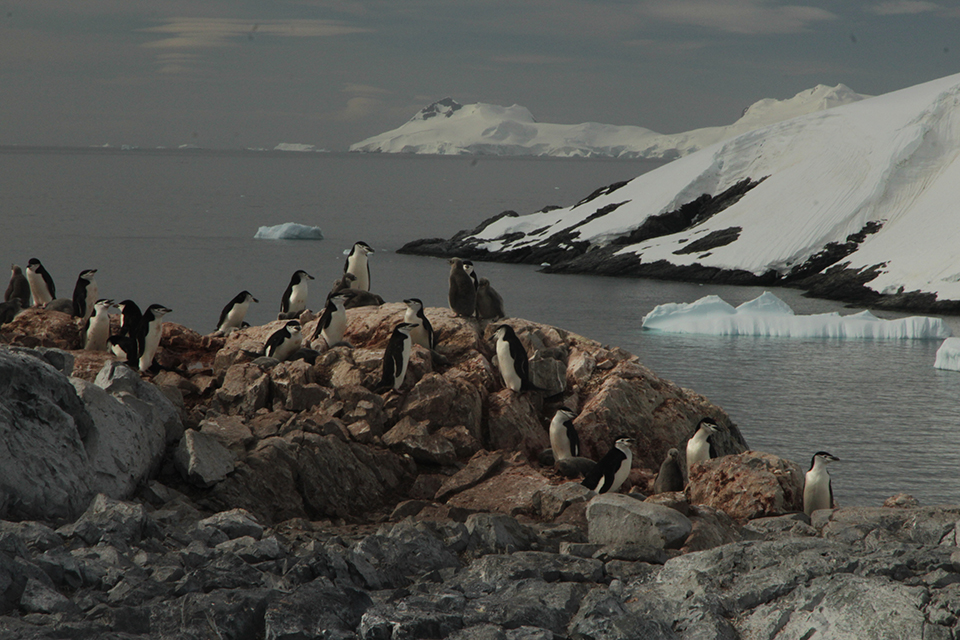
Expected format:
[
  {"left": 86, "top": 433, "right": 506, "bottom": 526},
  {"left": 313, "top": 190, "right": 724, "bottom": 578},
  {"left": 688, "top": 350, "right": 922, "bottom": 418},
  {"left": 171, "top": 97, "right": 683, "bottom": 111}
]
[
  {"left": 254, "top": 223, "right": 324, "bottom": 241},
  {"left": 641, "top": 292, "right": 952, "bottom": 340},
  {"left": 935, "top": 338, "right": 960, "bottom": 371}
]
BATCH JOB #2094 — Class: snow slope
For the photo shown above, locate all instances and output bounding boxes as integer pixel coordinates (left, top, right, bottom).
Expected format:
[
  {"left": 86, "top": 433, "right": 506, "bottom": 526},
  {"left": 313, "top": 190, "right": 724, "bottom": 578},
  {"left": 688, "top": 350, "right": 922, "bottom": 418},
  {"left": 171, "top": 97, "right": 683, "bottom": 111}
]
[
  {"left": 458, "top": 72, "right": 960, "bottom": 304},
  {"left": 350, "top": 86, "right": 866, "bottom": 159}
]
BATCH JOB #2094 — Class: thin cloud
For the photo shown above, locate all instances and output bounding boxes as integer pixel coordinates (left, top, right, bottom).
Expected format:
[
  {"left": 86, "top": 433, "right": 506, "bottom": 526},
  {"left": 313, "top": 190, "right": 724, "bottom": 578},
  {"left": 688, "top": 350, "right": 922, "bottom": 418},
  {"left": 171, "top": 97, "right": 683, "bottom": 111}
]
[
  {"left": 866, "top": 1, "right": 942, "bottom": 15},
  {"left": 635, "top": 0, "right": 837, "bottom": 35},
  {"left": 141, "top": 18, "right": 371, "bottom": 50}
]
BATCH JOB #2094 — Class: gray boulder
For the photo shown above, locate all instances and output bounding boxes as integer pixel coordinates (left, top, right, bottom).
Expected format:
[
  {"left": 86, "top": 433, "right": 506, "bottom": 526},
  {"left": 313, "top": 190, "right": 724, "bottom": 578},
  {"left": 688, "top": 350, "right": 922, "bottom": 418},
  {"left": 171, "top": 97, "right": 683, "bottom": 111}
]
[
  {"left": 94, "top": 360, "right": 184, "bottom": 445},
  {"left": 586, "top": 494, "right": 692, "bottom": 549},
  {"left": 174, "top": 429, "right": 237, "bottom": 488}
]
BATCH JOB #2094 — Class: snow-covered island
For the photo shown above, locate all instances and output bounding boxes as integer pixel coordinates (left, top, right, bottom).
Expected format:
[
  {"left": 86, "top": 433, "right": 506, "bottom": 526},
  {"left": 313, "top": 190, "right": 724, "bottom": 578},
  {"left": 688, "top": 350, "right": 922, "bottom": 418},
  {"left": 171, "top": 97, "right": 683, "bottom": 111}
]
[
  {"left": 400, "top": 72, "right": 960, "bottom": 314},
  {"left": 350, "top": 86, "right": 866, "bottom": 159}
]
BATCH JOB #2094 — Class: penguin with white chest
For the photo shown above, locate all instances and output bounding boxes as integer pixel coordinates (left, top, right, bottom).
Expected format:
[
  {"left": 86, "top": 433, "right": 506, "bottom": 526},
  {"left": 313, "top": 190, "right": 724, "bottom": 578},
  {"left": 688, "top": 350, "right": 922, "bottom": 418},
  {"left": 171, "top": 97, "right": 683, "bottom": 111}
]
[
  {"left": 448, "top": 258, "right": 476, "bottom": 318},
  {"left": 279, "top": 270, "right": 314, "bottom": 320},
  {"left": 582, "top": 438, "right": 635, "bottom": 494},
  {"left": 217, "top": 291, "right": 258, "bottom": 334},
  {"left": 549, "top": 407, "right": 580, "bottom": 461},
  {"left": 316, "top": 293, "right": 349, "bottom": 348},
  {"left": 403, "top": 298, "right": 435, "bottom": 350},
  {"left": 72, "top": 269, "right": 98, "bottom": 322},
  {"left": 25, "top": 258, "right": 55, "bottom": 307},
  {"left": 379, "top": 322, "right": 417, "bottom": 391},
  {"left": 109, "top": 334, "right": 139, "bottom": 368},
  {"left": 84, "top": 299, "right": 114, "bottom": 351},
  {"left": 685, "top": 417, "right": 720, "bottom": 479},
  {"left": 136, "top": 304, "right": 172, "bottom": 372},
  {"left": 492, "top": 324, "right": 542, "bottom": 393},
  {"left": 264, "top": 320, "right": 303, "bottom": 362},
  {"left": 343, "top": 242, "right": 374, "bottom": 292},
  {"left": 803, "top": 451, "right": 840, "bottom": 516}
]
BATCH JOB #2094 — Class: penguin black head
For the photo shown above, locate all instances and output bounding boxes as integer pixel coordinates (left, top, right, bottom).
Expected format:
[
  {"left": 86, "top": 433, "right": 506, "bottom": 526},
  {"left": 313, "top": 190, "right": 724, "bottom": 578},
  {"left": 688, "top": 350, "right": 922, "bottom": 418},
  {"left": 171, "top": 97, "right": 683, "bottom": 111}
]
[
  {"left": 351, "top": 241, "right": 374, "bottom": 255},
  {"left": 239, "top": 290, "right": 259, "bottom": 303},
  {"left": 555, "top": 406, "right": 577, "bottom": 421},
  {"left": 615, "top": 437, "right": 636, "bottom": 449},
  {"left": 292, "top": 270, "right": 314, "bottom": 283},
  {"left": 394, "top": 322, "right": 417, "bottom": 335},
  {"left": 145, "top": 304, "right": 172, "bottom": 317},
  {"left": 403, "top": 298, "right": 424, "bottom": 311},
  {"left": 27, "top": 258, "right": 42, "bottom": 270},
  {"left": 696, "top": 417, "right": 720, "bottom": 434},
  {"left": 78, "top": 269, "right": 97, "bottom": 280},
  {"left": 492, "top": 324, "right": 516, "bottom": 340},
  {"left": 810, "top": 451, "right": 840, "bottom": 469}
]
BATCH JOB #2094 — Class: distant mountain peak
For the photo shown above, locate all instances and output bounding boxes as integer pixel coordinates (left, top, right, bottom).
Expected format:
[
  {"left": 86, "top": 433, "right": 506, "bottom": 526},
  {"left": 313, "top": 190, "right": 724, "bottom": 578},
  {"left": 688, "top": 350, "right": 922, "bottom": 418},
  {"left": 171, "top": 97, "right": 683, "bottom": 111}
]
[{"left": 413, "top": 98, "right": 463, "bottom": 121}]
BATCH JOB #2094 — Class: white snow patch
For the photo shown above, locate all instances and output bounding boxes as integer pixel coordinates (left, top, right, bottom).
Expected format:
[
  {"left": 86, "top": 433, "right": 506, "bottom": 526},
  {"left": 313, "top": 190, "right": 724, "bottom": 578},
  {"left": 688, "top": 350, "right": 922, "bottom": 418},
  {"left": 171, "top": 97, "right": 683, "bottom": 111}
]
[
  {"left": 274, "top": 143, "right": 319, "bottom": 152},
  {"left": 254, "top": 223, "right": 324, "bottom": 240},
  {"left": 934, "top": 338, "right": 960, "bottom": 371},
  {"left": 641, "top": 292, "right": 951, "bottom": 340}
]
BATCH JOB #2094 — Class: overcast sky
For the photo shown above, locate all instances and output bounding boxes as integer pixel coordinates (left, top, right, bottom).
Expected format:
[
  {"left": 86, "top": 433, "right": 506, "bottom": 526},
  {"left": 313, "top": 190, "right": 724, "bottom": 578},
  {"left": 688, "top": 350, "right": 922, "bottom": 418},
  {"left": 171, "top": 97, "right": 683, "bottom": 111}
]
[{"left": 2, "top": 1, "right": 958, "bottom": 151}]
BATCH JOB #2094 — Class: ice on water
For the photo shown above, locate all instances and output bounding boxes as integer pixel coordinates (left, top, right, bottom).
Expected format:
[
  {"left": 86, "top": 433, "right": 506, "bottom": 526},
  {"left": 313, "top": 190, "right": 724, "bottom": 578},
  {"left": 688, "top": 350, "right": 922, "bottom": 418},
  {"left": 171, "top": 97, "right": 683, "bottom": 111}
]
[
  {"left": 254, "top": 223, "right": 324, "bottom": 240},
  {"left": 642, "top": 291, "right": 952, "bottom": 340},
  {"left": 935, "top": 338, "right": 960, "bottom": 371}
]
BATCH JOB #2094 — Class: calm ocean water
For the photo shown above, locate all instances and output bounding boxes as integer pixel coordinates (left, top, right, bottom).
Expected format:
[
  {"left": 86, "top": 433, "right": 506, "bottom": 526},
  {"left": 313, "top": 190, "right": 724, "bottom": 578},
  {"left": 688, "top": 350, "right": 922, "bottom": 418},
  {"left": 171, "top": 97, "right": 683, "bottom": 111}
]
[{"left": 3, "top": 147, "right": 960, "bottom": 507}]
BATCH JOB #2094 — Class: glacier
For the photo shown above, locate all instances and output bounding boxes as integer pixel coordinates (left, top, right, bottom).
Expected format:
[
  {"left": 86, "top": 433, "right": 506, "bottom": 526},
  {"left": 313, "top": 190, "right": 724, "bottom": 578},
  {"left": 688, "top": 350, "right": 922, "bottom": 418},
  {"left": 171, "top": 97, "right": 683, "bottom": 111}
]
[
  {"left": 641, "top": 292, "right": 951, "bottom": 340},
  {"left": 254, "top": 223, "right": 324, "bottom": 240}
]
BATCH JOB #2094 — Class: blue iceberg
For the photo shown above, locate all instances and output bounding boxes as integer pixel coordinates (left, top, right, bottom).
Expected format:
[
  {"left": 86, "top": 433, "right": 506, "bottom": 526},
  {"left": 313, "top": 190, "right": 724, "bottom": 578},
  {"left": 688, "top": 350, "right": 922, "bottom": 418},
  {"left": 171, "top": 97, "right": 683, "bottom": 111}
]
[{"left": 254, "top": 223, "right": 324, "bottom": 240}]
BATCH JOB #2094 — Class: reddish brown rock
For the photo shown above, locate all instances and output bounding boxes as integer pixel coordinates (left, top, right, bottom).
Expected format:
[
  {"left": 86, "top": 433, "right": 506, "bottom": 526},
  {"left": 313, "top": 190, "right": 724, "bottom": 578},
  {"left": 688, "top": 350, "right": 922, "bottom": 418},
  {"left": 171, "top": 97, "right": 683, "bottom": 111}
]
[
  {"left": 0, "top": 307, "right": 82, "bottom": 349},
  {"left": 686, "top": 451, "right": 804, "bottom": 521},
  {"left": 446, "top": 455, "right": 554, "bottom": 517},
  {"left": 435, "top": 451, "right": 506, "bottom": 503},
  {"left": 484, "top": 389, "right": 550, "bottom": 460}
]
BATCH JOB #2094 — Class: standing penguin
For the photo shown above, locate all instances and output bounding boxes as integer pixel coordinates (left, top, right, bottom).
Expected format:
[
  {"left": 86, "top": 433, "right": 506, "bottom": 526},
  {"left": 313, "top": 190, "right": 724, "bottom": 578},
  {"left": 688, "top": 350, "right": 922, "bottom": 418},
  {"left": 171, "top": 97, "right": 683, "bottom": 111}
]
[
  {"left": 25, "top": 258, "right": 55, "bottom": 306},
  {"left": 136, "top": 304, "right": 172, "bottom": 372},
  {"left": 803, "top": 451, "right": 840, "bottom": 517},
  {"left": 343, "top": 242, "right": 375, "bottom": 292},
  {"left": 462, "top": 260, "right": 480, "bottom": 290},
  {"left": 5, "top": 265, "right": 29, "bottom": 306},
  {"left": 379, "top": 322, "right": 417, "bottom": 391},
  {"left": 72, "top": 269, "right": 98, "bottom": 322},
  {"left": 217, "top": 290, "right": 258, "bottom": 334},
  {"left": 475, "top": 277, "right": 506, "bottom": 320},
  {"left": 581, "top": 438, "right": 635, "bottom": 494},
  {"left": 279, "top": 270, "right": 314, "bottom": 320},
  {"left": 686, "top": 417, "right": 720, "bottom": 479},
  {"left": 84, "top": 299, "right": 114, "bottom": 351},
  {"left": 108, "top": 334, "right": 139, "bottom": 368},
  {"left": 403, "top": 298, "right": 435, "bottom": 350},
  {"left": 0, "top": 298, "right": 23, "bottom": 325},
  {"left": 549, "top": 407, "right": 580, "bottom": 461},
  {"left": 116, "top": 300, "right": 142, "bottom": 338},
  {"left": 264, "top": 320, "right": 303, "bottom": 361},
  {"left": 448, "top": 258, "right": 476, "bottom": 318},
  {"left": 492, "top": 324, "right": 542, "bottom": 392},
  {"left": 315, "top": 292, "right": 349, "bottom": 348},
  {"left": 653, "top": 448, "right": 685, "bottom": 494}
]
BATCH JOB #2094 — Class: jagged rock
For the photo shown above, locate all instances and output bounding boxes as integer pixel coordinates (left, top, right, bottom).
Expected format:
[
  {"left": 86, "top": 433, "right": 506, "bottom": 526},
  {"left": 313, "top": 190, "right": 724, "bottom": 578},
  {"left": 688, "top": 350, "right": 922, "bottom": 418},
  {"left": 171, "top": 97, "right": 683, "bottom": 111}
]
[
  {"left": 215, "top": 361, "right": 271, "bottom": 416},
  {"left": 338, "top": 385, "right": 387, "bottom": 436},
  {"left": 264, "top": 578, "right": 372, "bottom": 640},
  {"left": 94, "top": 359, "right": 184, "bottom": 445},
  {"left": 681, "top": 505, "right": 744, "bottom": 552},
  {"left": 199, "top": 415, "right": 256, "bottom": 455},
  {"left": 198, "top": 509, "right": 264, "bottom": 541},
  {"left": 532, "top": 482, "right": 593, "bottom": 520},
  {"left": 814, "top": 505, "right": 960, "bottom": 545},
  {"left": 436, "top": 451, "right": 506, "bottom": 503},
  {"left": 586, "top": 493, "right": 692, "bottom": 549},
  {"left": 57, "top": 494, "right": 150, "bottom": 549},
  {"left": 400, "top": 372, "right": 483, "bottom": 439},
  {"left": 0, "top": 308, "right": 81, "bottom": 350},
  {"left": 687, "top": 451, "right": 804, "bottom": 520},
  {"left": 383, "top": 416, "right": 457, "bottom": 465},
  {"left": 447, "top": 461, "right": 553, "bottom": 517},
  {"left": 465, "top": 514, "right": 536, "bottom": 555},
  {"left": 484, "top": 389, "right": 549, "bottom": 458},
  {"left": 174, "top": 429, "right": 237, "bottom": 488}
]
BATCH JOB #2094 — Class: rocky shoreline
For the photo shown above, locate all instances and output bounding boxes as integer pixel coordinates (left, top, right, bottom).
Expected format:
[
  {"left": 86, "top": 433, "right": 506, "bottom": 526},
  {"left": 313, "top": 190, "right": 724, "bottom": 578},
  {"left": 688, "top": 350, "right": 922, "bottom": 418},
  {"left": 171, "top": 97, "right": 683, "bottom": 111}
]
[{"left": 2, "top": 306, "right": 960, "bottom": 638}]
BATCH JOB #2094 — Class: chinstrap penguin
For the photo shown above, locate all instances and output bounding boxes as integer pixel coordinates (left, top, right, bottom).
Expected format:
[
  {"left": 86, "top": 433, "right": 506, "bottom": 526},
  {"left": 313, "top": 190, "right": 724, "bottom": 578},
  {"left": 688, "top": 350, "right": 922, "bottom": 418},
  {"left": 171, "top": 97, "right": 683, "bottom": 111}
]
[
  {"left": 136, "top": 304, "right": 172, "bottom": 372},
  {"left": 25, "top": 258, "right": 55, "bottom": 306},
  {"left": 72, "top": 269, "right": 98, "bottom": 322},
  {"left": 475, "top": 277, "right": 505, "bottom": 320},
  {"left": 403, "top": 298, "right": 435, "bottom": 350},
  {"left": 264, "top": 320, "right": 303, "bottom": 361},
  {"left": 549, "top": 407, "right": 580, "bottom": 461},
  {"left": 84, "top": 299, "right": 114, "bottom": 351},
  {"left": 116, "top": 300, "right": 142, "bottom": 338},
  {"left": 279, "top": 270, "right": 314, "bottom": 320},
  {"left": 343, "top": 242, "right": 374, "bottom": 292},
  {"left": 653, "top": 448, "right": 685, "bottom": 494},
  {"left": 379, "top": 322, "right": 417, "bottom": 391},
  {"left": 5, "top": 265, "right": 29, "bottom": 306},
  {"left": 462, "top": 260, "right": 480, "bottom": 290},
  {"left": 217, "top": 290, "right": 258, "bottom": 334},
  {"left": 108, "top": 334, "right": 139, "bottom": 368},
  {"left": 448, "top": 258, "right": 476, "bottom": 318},
  {"left": 686, "top": 417, "right": 720, "bottom": 479},
  {"left": 582, "top": 437, "right": 635, "bottom": 494},
  {"left": 803, "top": 451, "right": 840, "bottom": 516},
  {"left": 316, "top": 292, "right": 349, "bottom": 348},
  {"left": 493, "top": 324, "right": 543, "bottom": 392}
]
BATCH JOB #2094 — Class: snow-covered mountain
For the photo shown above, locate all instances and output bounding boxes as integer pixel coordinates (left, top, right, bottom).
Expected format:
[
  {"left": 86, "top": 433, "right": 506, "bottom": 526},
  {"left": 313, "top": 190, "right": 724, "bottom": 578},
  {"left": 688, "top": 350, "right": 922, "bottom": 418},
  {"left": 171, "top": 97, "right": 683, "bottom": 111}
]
[
  {"left": 350, "top": 85, "right": 867, "bottom": 159},
  {"left": 400, "top": 73, "right": 960, "bottom": 312}
]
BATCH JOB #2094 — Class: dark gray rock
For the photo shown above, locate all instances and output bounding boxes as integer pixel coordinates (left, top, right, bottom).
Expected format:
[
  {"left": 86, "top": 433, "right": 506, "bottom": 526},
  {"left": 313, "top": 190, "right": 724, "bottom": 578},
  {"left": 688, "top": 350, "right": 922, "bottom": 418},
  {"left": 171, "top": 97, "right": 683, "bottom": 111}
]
[
  {"left": 94, "top": 359, "right": 184, "bottom": 445},
  {"left": 350, "top": 521, "right": 460, "bottom": 589},
  {"left": 264, "top": 578, "right": 372, "bottom": 640},
  {"left": 174, "top": 429, "right": 237, "bottom": 488},
  {"left": 57, "top": 494, "right": 151, "bottom": 550},
  {"left": 465, "top": 513, "right": 536, "bottom": 556},
  {"left": 586, "top": 494, "right": 692, "bottom": 549}
]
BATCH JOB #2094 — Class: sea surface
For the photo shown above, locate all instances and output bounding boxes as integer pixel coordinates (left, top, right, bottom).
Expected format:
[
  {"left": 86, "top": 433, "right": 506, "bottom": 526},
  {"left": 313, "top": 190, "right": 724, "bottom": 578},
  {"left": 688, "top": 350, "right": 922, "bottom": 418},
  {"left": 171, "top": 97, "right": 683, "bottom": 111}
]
[{"left": 3, "top": 147, "right": 960, "bottom": 508}]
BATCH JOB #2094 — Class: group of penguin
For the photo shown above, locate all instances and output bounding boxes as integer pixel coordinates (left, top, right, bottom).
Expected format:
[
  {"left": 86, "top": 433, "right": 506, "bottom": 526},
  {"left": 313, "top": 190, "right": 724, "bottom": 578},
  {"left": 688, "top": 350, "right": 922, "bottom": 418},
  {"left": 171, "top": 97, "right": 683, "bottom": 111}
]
[
  {"left": 3, "top": 259, "right": 171, "bottom": 372},
  {"left": 5, "top": 245, "right": 840, "bottom": 518}
]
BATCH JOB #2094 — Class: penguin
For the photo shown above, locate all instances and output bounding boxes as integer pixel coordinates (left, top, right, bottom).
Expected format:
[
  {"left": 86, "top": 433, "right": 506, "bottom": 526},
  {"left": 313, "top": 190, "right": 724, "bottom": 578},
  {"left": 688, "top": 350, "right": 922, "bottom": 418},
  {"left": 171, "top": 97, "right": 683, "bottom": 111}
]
[
  {"left": 108, "top": 334, "right": 139, "bottom": 368},
  {"left": 686, "top": 417, "right": 721, "bottom": 479},
  {"left": 72, "top": 269, "right": 98, "bottom": 322},
  {"left": 84, "top": 299, "right": 114, "bottom": 351},
  {"left": 330, "top": 272, "right": 357, "bottom": 296},
  {"left": 5, "top": 265, "right": 29, "bottom": 306},
  {"left": 549, "top": 407, "right": 580, "bottom": 461},
  {"left": 264, "top": 320, "right": 303, "bottom": 362},
  {"left": 475, "top": 277, "right": 506, "bottom": 320},
  {"left": 448, "top": 258, "right": 476, "bottom": 318},
  {"left": 217, "top": 290, "right": 258, "bottom": 334},
  {"left": 343, "top": 241, "right": 374, "bottom": 292},
  {"left": 25, "top": 258, "right": 55, "bottom": 306},
  {"left": 653, "top": 448, "right": 685, "bottom": 494},
  {"left": 492, "top": 324, "right": 542, "bottom": 392},
  {"left": 116, "top": 300, "right": 142, "bottom": 338},
  {"left": 279, "top": 270, "right": 314, "bottom": 320},
  {"left": 0, "top": 298, "right": 23, "bottom": 325},
  {"left": 340, "top": 288, "right": 384, "bottom": 309},
  {"left": 462, "top": 260, "right": 480, "bottom": 290},
  {"left": 136, "top": 304, "right": 172, "bottom": 372},
  {"left": 581, "top": 437, "right": 635, "bottom": 494},
  {"left": 803, "top": 451, "right": 840, "bottom": 517},
  {"left": 379, "top": 322, "right": 417, "bottom": 391},
  {"left": 315, "top": 292, "right": 349, "bottom": 348},
  {"left": 403, "top": 298, "right": 435, "bottom": 350}
]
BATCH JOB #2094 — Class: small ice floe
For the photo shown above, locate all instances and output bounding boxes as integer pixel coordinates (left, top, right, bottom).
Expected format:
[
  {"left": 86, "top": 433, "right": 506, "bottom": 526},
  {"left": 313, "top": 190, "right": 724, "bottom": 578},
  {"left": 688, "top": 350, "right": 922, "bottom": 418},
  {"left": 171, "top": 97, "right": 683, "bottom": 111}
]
[
  {"left": 935, "top": 338, "right": 960, "bottom": 371},
  {"left": 254, "top": 223, "right": 324, "bottom": 241},
  {"left": 641, "top": 291, "right": 951, "bottom": 340}
]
